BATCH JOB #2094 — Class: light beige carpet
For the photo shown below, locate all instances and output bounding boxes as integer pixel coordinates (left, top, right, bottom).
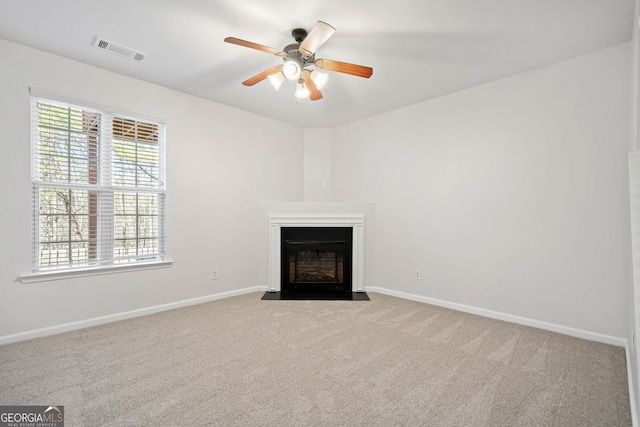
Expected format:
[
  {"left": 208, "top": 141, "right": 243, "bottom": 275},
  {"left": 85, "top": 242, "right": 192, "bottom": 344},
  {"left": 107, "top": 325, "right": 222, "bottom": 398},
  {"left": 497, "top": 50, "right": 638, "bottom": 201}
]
[{"left": 0, "top": 292, "right": 632, "bottom": 426}]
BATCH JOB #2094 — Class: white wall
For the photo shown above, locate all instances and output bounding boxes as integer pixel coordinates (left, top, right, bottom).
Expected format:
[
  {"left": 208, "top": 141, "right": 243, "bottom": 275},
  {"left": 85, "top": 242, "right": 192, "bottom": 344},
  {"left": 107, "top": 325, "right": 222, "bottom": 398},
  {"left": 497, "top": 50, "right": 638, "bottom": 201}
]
[
  {"left": 332, "top": 43, "right": 632, "bottom": 339},
  {"left": 303, "top": 128, "right": 332, "bottom": 202},
  {"left": 0, "top": 39, "right": 304, "bottom": 338}
]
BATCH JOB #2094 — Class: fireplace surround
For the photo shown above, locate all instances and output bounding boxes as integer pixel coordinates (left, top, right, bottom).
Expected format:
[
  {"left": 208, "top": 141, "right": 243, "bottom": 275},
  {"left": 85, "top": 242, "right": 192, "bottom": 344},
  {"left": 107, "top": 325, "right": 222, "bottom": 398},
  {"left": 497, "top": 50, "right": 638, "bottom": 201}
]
[{"left": 268, "top": 214, "right": 365, "bottom": 293}]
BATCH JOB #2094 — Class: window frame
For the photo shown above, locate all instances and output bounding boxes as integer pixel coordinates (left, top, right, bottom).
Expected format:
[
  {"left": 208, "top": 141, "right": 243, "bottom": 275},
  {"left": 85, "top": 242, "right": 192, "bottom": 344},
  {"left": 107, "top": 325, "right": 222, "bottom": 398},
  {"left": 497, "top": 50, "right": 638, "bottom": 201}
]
[{"left": 22, "top": 90, "right": 170, "bottom": 282}]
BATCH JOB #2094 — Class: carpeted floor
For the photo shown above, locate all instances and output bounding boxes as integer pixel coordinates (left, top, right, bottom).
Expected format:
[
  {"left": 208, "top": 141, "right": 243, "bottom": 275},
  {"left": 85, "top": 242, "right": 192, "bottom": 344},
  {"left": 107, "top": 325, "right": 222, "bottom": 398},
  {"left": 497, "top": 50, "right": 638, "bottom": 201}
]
[{"left": 0, "top": 292, "right": 632, "bottom": 426}]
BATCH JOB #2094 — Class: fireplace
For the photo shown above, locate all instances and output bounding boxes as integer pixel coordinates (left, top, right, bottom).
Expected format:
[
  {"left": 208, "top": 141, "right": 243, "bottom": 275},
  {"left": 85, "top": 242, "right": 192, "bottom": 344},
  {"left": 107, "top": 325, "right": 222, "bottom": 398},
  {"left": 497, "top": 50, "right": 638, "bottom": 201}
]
[
  {"left": 281, "top": 227, "right": 352, "bottom": 294},
  {"left": 267, "top": 213, "right": 366, "bottom": 293}
]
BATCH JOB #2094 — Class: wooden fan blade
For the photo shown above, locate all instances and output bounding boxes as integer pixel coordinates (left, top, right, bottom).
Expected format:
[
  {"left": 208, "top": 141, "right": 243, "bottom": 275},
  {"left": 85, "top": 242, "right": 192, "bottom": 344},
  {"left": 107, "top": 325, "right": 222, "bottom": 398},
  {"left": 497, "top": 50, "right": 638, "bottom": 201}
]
[
  {"left": 299, "top": 21, "right": 336, "bottom": 56},
  {"left": 301, "top": 70, "right": 323, "bottom": 101},
  {"left": 224, "top": 37, "right": 287, "bottom": 57},
  {"left": 242, "top": 65, "right": 284, "bottom": 86},
  {"left": 315, "top": 59, "right": 373, "bottom": 78}
]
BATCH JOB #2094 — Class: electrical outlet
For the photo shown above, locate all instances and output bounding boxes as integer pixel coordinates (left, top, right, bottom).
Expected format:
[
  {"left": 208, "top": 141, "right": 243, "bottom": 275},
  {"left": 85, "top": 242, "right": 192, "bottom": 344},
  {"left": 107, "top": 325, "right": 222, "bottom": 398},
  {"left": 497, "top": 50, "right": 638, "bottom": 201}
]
[
  {"left": 211, "top": 269, "right": 218, "bottom": 280},
  {"left": 415, "top": 269, "right": 422, "bottom": 280}
]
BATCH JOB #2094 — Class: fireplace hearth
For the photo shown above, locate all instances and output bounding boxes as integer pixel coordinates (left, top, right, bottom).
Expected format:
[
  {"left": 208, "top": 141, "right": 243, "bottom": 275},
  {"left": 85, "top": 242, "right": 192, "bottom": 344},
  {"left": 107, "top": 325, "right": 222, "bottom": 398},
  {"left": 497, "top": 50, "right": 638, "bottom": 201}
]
[{"left": 281, "top": 227, "right": 352, "bottom": 294}]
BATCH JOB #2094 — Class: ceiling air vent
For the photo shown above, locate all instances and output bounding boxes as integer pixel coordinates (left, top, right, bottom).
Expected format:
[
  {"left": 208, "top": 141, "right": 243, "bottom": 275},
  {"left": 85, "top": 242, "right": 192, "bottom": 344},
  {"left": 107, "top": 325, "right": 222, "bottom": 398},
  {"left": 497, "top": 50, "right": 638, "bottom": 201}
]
[{"left": 92, "top": 37, "right": 146, "bottom": 62}]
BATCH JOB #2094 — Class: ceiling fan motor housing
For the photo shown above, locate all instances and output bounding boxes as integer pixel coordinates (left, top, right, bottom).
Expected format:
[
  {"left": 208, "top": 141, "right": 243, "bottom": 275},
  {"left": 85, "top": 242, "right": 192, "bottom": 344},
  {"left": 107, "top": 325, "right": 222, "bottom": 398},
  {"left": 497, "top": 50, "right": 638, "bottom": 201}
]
[
  {"left": 284, "top": 43, "right": 313, "bottom": 61},
  {"left": 284, "top": 27, "right": 315, "bottom": 69}
]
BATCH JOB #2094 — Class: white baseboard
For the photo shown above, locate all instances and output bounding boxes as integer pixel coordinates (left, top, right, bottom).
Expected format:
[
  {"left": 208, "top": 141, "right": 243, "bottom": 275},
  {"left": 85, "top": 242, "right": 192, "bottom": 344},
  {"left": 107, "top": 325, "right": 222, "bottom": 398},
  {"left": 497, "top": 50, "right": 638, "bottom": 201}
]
[
  {"left": 2, "top": 284, "right": 626, "bottom": 348},
  {"left": 0, "top": 286, "right": 268, "bottom": 346},
  {"left": 366, "top": 286, "right": 627, "bottom": 347}
]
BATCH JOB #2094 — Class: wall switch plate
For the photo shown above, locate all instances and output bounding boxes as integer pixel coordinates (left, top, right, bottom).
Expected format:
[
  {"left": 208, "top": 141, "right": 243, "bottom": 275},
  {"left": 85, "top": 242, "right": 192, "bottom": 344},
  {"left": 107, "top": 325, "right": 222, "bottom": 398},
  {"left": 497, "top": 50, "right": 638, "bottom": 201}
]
[
  {"left": 415, "top": 269, "right": 422, "bottom": 280},
  {"left": 306, "top": 180, "right": 313, "bottom": 188},
  {"left": 211, "top": 269, "right": 218, "bottom": 280}
]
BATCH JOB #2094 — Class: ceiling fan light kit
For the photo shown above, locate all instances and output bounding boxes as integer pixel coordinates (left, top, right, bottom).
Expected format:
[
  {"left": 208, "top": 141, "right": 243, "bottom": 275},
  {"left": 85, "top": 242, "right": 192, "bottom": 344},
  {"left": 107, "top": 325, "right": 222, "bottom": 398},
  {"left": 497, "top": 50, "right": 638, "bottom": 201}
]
[
  {"left": 268, "top": 72, "right": 286, "bottom": 90},
  {"left": 295, "top": 80, "right": 310, "bottom": 99},
  {"left": 282, "top": 59, "right": 302, "bottom": 80},
  {"left": 310, "top": 70, "right": 329, "bottom": 90},
  {"left": 224, "top": 21, "right": 373, "bottom": 102}
]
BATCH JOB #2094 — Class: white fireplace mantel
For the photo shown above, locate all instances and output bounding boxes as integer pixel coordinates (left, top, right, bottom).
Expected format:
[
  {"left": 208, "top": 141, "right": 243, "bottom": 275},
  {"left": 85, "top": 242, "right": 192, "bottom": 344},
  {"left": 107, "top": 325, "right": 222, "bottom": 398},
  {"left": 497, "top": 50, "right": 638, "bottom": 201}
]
[{"left": 268, "top": 213, "right": 366, "bottom": 292}]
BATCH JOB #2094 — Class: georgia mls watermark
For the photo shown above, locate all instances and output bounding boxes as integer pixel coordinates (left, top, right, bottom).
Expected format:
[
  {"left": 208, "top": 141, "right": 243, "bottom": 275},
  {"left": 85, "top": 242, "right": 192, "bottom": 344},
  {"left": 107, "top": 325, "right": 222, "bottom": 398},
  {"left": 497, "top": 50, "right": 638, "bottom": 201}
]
[{"left": 0, "top": 406, "right": 64, "bottom": 427}]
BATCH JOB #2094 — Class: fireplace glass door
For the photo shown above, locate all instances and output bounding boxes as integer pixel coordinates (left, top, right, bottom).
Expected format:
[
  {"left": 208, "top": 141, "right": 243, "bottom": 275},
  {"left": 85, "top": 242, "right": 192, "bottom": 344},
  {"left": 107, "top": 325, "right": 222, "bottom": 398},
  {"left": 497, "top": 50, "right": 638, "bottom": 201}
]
[{"left": 281, "top": 227, "right": 352, "bottom": 293}]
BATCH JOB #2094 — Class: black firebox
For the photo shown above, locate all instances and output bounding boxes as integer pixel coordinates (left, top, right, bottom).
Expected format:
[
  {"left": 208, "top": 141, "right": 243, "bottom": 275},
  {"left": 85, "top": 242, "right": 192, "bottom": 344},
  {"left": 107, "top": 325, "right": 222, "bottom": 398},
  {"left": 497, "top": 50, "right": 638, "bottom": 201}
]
[{"left": 281, "top": 227, "right": 353, "bottom": 294}]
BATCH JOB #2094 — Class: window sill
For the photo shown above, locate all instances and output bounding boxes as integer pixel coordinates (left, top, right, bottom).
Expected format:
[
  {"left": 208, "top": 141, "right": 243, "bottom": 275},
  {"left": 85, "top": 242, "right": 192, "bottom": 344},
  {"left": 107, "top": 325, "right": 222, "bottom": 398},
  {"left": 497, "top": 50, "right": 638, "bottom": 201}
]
[{"left": 19, "top": 259, "right": 173, "bottom": 284}]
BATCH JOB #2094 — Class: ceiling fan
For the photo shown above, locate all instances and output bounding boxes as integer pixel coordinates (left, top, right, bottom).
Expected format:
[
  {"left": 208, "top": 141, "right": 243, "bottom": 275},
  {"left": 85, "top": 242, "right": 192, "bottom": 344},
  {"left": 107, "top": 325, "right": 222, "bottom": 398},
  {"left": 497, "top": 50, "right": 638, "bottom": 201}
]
[{"left": 224, "top": 21, "right": 373, "bottom": 101}]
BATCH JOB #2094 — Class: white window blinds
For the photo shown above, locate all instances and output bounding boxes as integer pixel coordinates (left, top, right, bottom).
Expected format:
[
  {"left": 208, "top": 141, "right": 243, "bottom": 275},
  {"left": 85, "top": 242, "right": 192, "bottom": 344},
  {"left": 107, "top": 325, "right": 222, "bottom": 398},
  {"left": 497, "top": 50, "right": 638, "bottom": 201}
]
[{"left": 31, "top": 95, "right": 166, "bottom": 272}]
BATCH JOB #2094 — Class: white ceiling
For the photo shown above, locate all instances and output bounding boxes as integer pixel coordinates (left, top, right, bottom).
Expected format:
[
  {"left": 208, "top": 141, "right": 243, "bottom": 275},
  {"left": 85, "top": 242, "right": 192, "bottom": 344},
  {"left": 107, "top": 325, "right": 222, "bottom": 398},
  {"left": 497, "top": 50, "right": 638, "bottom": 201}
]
[{"left": 0, "top": 0, "right": 634, "bottom": 127}]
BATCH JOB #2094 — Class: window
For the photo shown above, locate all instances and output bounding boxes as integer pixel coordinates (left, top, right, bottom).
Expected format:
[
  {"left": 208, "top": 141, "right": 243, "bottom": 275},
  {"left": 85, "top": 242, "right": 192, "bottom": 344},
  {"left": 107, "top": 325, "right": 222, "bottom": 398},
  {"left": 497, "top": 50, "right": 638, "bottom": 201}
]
[{"left": 31, "top": 95, "right": 166, "bottom": 273}]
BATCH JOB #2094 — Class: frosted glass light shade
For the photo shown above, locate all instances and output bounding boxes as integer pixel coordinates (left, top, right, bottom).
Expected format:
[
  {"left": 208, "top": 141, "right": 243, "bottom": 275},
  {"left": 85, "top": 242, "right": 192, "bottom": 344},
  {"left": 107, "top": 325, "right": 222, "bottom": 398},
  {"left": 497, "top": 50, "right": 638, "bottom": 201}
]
[
  {"left": 282, "top": 60, "right": 301, "bottom": 81},
  {"left": 268, "top": 72, "right": 285, "bottom": 90},
  {"left": 295, "top": 80, "right": 310, "bottom": 99},
  {"left": 311, "top": 70, "right": 329, "bottom": 90}
]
